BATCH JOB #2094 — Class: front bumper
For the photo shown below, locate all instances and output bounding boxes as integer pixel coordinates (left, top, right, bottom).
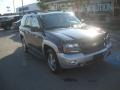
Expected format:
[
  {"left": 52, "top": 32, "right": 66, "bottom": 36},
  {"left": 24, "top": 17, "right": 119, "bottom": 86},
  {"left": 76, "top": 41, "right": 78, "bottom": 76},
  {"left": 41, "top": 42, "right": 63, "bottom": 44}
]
[{"left": 57, "top": 43, "right": 112, "bottom": 69}]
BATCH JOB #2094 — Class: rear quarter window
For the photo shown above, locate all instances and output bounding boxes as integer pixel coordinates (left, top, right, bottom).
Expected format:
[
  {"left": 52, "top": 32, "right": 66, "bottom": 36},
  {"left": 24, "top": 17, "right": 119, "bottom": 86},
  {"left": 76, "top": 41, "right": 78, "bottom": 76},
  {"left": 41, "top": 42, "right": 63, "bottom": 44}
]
[{"left": 21, "top": 15, "right": 27, "bottom": 26}]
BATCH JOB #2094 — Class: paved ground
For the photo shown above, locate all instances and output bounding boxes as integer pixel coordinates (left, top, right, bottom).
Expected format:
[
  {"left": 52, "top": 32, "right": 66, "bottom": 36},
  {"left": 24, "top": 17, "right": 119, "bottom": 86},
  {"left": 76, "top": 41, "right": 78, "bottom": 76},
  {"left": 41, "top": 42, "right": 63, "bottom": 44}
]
[{"left": 0, "top": 29, "right": 120, "bottom": 90}]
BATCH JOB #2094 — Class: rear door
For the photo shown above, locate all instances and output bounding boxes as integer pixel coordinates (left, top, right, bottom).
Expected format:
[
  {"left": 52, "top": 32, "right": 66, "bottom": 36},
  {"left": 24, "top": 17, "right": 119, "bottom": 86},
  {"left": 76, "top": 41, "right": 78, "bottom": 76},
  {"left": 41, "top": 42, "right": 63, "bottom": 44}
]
[
  {"left": 19, "top": 15, "right": 32, "bottom": 45},
  {"left": 23, "top": 16, "right": 33, "bottom": 45}
]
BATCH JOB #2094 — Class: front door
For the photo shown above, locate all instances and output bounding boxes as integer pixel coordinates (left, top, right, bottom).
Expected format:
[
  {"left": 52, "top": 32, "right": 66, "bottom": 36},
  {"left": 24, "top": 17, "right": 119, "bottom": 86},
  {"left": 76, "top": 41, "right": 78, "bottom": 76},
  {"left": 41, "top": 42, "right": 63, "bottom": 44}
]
[{"left": 30, "top": 16, "right": 43, "bottom": 53}]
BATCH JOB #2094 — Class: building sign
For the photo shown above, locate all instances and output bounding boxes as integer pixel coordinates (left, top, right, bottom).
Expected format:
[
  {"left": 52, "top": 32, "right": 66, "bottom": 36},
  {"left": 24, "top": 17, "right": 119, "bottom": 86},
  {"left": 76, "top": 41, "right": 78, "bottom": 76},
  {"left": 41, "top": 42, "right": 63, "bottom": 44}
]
[
  {"left": 87, "top": 2, "right": 112, "bottom": 12},
  {"left": 96, "top": 3, "right": 112, "bottom": 12}
]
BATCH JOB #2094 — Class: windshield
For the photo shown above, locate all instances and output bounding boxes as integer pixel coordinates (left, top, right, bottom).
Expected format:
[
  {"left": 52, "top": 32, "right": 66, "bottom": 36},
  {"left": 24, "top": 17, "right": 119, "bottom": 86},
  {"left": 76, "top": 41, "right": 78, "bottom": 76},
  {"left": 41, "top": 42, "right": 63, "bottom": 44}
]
[{"left": 40, "top": 13, "right": 81, "bottom": 29}]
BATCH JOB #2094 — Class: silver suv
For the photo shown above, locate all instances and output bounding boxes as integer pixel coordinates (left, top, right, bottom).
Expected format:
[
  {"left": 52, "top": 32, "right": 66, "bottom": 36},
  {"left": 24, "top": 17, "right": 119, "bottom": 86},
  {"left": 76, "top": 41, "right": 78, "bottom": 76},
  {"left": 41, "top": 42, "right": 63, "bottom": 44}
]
[{"left": 19, "top": 12, "right": 112, "bottom": 73}]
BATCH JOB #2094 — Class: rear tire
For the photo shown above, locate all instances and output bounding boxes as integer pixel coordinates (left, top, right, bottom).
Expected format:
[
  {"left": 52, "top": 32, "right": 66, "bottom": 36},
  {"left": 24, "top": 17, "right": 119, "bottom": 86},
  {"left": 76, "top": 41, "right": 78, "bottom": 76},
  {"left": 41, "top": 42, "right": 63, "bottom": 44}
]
[{"left": 47, "top": 49, "right": 62, "bottom": 73}]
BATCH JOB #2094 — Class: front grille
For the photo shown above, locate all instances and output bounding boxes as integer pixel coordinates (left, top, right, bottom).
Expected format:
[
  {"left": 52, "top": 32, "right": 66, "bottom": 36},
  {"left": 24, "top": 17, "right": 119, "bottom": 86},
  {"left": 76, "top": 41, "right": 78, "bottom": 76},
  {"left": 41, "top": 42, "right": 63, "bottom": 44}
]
[
  {"left": 81, "top": 43, "right": 105, "bottom": 54},
  {"left": 80, "top": 35, "right": 106, "bottom": 54}
]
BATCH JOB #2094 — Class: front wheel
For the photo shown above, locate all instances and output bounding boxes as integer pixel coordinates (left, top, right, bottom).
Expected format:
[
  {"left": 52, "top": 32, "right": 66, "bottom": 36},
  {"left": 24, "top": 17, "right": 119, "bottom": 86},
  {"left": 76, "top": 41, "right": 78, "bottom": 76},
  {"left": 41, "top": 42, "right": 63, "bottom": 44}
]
[{"left": 47, "top": 49, "right": 62, "bottom": 73}]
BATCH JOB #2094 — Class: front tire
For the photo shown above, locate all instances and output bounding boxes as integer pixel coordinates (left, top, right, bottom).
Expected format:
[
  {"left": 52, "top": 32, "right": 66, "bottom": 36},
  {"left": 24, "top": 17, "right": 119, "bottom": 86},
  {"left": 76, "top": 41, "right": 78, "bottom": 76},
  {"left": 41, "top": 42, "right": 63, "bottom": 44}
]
[{"left": 47, "top": 49, "right": 62, "bottom": 73}]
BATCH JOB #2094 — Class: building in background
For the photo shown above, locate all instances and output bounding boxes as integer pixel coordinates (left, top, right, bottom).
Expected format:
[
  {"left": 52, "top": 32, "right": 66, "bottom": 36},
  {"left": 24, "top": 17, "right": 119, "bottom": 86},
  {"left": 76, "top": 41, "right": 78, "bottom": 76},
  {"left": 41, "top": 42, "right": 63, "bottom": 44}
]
[
  {"left": 15, "top": 0, "right": 120, "bottom": 23},
  {"left": 46, "top": 0, "right": 75, "bottom": 11},
  {"left": 46, "top": 0, "right": 120, "bottom": 22},
  {"left": 79, "top": 0, "right": 120, "bottom": 22},
  {"left": 16, "top": 3, "right": 40, "bottom": 14}
]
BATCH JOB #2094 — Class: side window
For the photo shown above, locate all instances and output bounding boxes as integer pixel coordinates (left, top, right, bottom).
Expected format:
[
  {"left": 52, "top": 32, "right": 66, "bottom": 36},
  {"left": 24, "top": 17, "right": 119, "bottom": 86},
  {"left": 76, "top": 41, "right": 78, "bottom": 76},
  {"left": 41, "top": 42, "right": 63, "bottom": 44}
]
[
  {"left": 25, "top": 16, "right": 31, "bottom": 27},
  {"left": 31, "top": 16, "right": 40, "bottom": 28},
  {"left": 21, "top": 16, "right": 27, "bottom": 26}
]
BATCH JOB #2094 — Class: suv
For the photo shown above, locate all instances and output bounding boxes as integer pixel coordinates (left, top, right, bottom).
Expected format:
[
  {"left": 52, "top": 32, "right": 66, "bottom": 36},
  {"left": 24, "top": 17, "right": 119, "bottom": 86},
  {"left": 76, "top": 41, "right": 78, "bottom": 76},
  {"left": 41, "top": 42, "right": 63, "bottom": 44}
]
[{"left": 19, "top": 12, "right": 112, "bottom": 73}]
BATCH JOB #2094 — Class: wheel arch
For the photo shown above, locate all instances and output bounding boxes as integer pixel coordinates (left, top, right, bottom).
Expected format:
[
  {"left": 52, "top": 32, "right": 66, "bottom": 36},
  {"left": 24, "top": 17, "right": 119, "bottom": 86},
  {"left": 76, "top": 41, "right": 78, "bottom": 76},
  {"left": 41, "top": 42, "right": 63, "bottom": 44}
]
[{"left": 42, "top": 40, "right": 59, "bottom": 57}]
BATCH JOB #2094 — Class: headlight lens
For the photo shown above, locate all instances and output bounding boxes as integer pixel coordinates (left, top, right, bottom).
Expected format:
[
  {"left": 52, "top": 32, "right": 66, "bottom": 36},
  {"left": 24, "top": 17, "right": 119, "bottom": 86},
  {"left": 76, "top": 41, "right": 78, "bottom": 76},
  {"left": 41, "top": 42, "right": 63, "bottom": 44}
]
[{"left": 63, "top": 43, "right": 81, "bottom": 53}]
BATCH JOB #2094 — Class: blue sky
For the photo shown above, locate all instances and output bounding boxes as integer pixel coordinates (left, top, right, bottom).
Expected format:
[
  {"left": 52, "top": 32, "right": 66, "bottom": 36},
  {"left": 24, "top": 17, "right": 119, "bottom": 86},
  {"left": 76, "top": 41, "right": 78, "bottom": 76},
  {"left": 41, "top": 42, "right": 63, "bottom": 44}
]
[{"left": 0, "top": 0, "right": 37, "bottom": 14}]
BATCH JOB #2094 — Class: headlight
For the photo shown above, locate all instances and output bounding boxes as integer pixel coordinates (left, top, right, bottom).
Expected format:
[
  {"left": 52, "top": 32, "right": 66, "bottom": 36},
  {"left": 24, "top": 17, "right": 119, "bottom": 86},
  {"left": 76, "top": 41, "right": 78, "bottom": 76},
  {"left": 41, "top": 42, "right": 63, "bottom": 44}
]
[
  {"left": 85, "top": 27, "right": 105, "bottom": 38},
  {"left": 63, "top": 43, "right": 81, "bottom": 53}
]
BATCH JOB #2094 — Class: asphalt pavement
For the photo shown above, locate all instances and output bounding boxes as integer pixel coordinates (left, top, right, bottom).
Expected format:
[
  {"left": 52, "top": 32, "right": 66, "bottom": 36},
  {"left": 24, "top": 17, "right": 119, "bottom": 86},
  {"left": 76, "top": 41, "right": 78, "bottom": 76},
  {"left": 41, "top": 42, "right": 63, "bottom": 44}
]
[{"left": 0, "top": 29, "right": 120, "bottom": 90}]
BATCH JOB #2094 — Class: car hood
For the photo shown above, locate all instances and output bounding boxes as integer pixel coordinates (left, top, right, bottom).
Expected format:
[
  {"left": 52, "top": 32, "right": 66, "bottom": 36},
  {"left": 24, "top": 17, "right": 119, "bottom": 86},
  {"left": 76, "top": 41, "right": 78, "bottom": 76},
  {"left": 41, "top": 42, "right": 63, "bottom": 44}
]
[{"left": 46, "top": 26, "right": 106, "bottom": 42}]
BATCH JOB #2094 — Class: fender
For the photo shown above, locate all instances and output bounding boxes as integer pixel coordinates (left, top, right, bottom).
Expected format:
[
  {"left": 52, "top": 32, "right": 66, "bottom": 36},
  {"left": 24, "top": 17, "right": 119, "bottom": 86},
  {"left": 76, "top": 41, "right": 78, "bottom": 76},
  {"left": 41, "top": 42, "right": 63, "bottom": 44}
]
[{"left": 42, "top": 40, "right": 59, "bottom": 55}]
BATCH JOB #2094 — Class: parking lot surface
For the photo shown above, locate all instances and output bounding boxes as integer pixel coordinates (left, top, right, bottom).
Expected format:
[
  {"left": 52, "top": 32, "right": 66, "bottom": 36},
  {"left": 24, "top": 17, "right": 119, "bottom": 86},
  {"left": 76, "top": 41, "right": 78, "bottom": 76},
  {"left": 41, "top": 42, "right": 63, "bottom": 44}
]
[{"left": 0, "top": 29, "right": 120, "bottom": 90}]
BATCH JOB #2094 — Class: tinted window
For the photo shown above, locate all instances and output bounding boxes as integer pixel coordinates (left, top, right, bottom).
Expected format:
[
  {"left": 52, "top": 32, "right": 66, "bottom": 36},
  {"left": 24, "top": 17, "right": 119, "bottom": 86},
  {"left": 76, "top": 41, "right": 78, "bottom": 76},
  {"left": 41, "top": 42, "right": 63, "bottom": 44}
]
[
  {"left": 25, "top": 16, "right": 31, "bottom": 27},
  {"left": 31, "top": 16, "right": 40, "bottom": 28},
  {"left": 40, "top": 13, "right": 81, "bottom": 29},
  {"left": 21, "top": 15, "right": 27, "bottom": 26}
]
